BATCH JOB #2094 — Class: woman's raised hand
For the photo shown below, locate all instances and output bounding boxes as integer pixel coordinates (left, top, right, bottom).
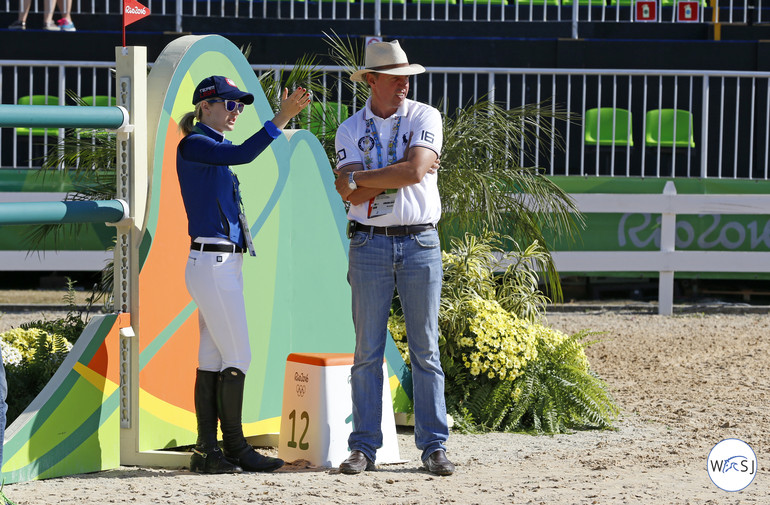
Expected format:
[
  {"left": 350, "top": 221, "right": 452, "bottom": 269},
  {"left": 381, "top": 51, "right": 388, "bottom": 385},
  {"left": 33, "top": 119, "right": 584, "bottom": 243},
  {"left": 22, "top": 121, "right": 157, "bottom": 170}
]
[{"left": 271, "top": 87, "right": 312, "bottom": 129}]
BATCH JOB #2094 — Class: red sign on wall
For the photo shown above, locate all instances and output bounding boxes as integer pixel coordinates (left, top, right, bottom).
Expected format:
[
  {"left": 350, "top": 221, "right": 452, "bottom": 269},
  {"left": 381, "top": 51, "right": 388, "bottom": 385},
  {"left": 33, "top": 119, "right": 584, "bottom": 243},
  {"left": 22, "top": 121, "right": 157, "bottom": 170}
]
[
  {"left": 635, "top": 0, "right": 658, "bottom": 22},
  {"left": 677, "top": 0, "right": 701, "bottom": 22}
]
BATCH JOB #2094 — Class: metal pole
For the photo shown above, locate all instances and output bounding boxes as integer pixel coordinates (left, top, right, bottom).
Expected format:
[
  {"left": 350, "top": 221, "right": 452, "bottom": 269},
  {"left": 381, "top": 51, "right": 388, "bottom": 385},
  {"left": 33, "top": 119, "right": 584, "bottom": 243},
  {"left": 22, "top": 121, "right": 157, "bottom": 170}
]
[
  {"left": 658, "top": 181, "right": 677, "bottom": 315},
  {"left": 572, "top": 0, "right": 579, "bottom": 39},
  {"left": 700, "top": 75, "right": 709, "bottom": 178},
  {"left": 0, "top": 200, "right": 129, "bottom": 226},
  {"left": 0, "top": 104, "right": 129, "bottom": 129},
  {"left": 176, "top": 0, "right": 183, "bottom": 33}
]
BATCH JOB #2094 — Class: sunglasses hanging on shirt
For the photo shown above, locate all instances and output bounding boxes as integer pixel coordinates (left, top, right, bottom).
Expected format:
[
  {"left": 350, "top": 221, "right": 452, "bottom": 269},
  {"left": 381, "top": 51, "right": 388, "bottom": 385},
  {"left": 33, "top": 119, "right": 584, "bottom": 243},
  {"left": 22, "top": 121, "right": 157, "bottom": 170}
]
[{"left": 207, "top": 99, "right": 245, "bottom": 113}]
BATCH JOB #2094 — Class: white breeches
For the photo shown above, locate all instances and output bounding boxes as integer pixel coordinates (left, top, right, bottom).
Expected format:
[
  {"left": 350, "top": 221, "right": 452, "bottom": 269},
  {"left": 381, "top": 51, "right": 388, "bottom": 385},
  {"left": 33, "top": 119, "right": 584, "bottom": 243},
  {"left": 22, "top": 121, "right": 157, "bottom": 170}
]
[{"left": 185, "top": 248, "right": 251, "bottom": 373}]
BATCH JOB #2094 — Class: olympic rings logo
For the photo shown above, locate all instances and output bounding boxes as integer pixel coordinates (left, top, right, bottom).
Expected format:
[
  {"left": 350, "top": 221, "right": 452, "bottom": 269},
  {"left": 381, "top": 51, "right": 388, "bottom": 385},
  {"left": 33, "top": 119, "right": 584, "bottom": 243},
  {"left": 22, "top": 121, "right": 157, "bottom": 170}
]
[{"left": 296, "top": 384, "right": 306, "bottom": 397}]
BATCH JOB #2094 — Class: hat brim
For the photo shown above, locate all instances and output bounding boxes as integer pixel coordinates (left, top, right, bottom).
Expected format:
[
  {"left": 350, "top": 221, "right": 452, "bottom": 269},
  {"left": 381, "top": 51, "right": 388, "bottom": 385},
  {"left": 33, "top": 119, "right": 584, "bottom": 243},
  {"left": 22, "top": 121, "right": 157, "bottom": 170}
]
[
  {"left": 217, "top": 89, "right": 255, "bottom": 105},
  {"left": 194, "top": 90, "right": 255, "bottom": 105},
  {"left": 350, "top": 64, "right": 426, "bottom": 82}
]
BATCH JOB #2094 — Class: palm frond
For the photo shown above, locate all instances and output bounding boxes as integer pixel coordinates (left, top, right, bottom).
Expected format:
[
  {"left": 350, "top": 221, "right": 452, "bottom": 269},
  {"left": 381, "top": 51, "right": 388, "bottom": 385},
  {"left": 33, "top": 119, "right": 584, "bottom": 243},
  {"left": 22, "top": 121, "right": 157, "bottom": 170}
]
[
  {"left": 258, "top": 53, "right": 325, "bottom": 112},
  {"left": 322, "top": 30, "right": 369, "bottom": 109},
  {"left": 438, "top": 99, "right": 583, "bottom": 302},
  {"left": 240, "top": 42, "right": 252, "bottom": 60}
]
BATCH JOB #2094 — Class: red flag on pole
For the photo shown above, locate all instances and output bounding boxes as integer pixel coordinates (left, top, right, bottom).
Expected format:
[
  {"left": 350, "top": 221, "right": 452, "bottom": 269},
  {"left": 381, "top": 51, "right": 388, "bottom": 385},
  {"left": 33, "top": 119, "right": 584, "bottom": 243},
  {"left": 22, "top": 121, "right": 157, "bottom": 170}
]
[{"left": 122, "top": 0, "right": 150, "bottom": 47}]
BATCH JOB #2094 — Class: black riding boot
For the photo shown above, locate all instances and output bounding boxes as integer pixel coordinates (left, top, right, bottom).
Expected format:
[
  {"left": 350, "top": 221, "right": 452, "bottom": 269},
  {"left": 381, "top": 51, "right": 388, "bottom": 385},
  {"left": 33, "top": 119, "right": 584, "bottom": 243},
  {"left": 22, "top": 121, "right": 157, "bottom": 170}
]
[
  {"left": 218, "top": 367, "right": 284, "bottom": 472},
  {"left": 190, "top": 369, "right": 242, "bottom": 474}
]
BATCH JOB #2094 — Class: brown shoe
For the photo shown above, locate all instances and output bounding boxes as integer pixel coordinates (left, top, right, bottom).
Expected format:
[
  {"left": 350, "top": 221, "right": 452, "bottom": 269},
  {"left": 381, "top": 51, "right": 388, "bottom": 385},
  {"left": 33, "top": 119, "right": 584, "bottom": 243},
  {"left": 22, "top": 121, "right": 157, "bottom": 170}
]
[
  {"left": 339, "top": 450, "right": 376, "bottom": 474},
  {"left": 424, "top": 450, "right": 455, "bottom": 476}
]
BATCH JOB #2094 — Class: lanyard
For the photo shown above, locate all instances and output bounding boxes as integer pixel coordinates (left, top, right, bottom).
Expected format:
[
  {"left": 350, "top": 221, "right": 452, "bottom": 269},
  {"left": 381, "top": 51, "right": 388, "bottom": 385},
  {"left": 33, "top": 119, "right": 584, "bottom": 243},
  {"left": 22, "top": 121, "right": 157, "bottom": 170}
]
[
  {"left": 231, "top": 172, "right": 256, "bottom": 256},
  {"left": 363, "top": 116, "right": 402, "bottom": 170},
  {"left": 231, "top": 172, "right": 244, "bottom": 211}
]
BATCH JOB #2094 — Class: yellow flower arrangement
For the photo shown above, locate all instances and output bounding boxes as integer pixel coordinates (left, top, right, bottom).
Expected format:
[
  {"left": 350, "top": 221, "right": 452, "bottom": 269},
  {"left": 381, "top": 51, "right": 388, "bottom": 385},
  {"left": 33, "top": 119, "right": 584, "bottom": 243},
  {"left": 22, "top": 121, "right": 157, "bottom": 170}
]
[
  {"left": 388, "top": 297, "right": 589, "bottom": 384},
  {"left": 387, "top": 232, "right": 616, "bottom": 433},
  {"left": 0, "top": 327, "right": 73, "bottom": 364},
  {"left": 458, "top": 298, "right": 538, "bottom": 382},
  {"left": 387, "top": 316, "right": 410, "bottom": 366}
]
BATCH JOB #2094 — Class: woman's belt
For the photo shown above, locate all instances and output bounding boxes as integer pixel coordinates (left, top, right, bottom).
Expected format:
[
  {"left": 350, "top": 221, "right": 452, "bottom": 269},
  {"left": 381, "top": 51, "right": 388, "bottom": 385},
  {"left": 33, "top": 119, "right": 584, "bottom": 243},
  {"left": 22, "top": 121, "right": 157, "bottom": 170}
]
[{"left": 191, "top": 241, "right": 244, "bottom": 253}]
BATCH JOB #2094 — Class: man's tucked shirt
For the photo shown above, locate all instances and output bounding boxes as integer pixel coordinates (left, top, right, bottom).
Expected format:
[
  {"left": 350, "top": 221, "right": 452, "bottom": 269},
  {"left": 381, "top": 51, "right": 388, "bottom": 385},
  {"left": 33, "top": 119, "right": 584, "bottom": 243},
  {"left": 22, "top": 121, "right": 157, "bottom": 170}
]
[{"left": 335, "top": 98, "right": 443, "bottom": 227}]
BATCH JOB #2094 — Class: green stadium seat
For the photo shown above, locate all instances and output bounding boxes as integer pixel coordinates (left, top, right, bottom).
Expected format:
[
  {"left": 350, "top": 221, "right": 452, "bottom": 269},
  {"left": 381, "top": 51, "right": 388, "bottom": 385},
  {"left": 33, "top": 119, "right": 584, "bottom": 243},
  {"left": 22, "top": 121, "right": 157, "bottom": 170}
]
[
  {"left": 304, "top": 101, "right": 350, "bottom": 136},
  {"left": 645, "top": 109, "right": 695, "bottom": 148},
  {"left": 661, "top": 0, "right": 707, "bottom": 6},
  {"left": 75, "top": 96, "right": 118, "bottom": 143},
  {"left": 82, "top": 95, "right": 117, "bottom": 106},
  {"left": 563, "top": 0, "right": 606, "bottom": 5},
  {"left": 463, "top": 0, "right": 509, "bottom": 5},
  {"left": 584, "top": 107, "right": 634, "bottom": 147}
]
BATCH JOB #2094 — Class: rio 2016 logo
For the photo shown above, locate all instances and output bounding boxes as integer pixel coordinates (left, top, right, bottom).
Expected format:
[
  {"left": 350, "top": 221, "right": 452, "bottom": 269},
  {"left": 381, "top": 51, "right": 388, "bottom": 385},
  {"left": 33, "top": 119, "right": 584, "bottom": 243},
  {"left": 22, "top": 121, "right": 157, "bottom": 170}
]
[{"left": 707, "top": 439, "right": 757, "bottom": 492}]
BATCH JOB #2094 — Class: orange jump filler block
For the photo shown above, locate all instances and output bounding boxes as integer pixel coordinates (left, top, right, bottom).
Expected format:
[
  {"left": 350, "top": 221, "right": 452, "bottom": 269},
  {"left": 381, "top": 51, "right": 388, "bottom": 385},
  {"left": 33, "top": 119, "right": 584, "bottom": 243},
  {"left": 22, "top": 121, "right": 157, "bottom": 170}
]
[{"left": 278, "top": 353, "right": 402, "bottom": 467}]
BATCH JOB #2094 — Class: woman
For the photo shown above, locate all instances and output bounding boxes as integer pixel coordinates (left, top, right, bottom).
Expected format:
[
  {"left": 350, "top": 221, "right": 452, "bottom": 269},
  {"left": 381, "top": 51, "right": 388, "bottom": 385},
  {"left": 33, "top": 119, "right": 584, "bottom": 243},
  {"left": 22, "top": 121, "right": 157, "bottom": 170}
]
[{"left": 177, "top": 75, "right": 310, "bottom": 474}]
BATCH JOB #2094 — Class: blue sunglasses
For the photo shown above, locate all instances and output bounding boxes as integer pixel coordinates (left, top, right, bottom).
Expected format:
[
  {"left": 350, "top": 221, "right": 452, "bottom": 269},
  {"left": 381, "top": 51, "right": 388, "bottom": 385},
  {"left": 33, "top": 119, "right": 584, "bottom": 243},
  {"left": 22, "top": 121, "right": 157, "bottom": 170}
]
[{"left": 207, "top": 99, "right": 245, "bottom": 113}]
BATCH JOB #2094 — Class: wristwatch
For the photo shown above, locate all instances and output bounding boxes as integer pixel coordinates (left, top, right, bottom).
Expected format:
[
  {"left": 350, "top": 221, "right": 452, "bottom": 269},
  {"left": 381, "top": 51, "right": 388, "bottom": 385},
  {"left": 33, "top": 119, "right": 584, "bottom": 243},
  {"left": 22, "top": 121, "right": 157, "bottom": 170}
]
[{"left": 347, "top": 171, "right": 357, "bottom": 191}]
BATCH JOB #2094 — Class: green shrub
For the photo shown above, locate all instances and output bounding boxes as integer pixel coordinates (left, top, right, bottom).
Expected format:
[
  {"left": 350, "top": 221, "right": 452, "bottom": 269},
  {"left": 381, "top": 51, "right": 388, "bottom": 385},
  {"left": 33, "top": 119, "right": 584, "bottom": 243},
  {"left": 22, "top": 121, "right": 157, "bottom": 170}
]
[
  {"left": 507, "top": 330, "right": 618, "bottom": 433},
  {"left": 1, "top": 328, "right": 71, "bottom": 362},
  {"left": 1, "top": 327, "right": 72, "bottom": 424},
  {"left": 1, "top": 279, "right": 85, "bottom": 425},
  {"left": 389, "top": 231, "right": 618, "bottom": 434},
  {"left": 19, "top": 278, "right": 90, "bottom": 345}
]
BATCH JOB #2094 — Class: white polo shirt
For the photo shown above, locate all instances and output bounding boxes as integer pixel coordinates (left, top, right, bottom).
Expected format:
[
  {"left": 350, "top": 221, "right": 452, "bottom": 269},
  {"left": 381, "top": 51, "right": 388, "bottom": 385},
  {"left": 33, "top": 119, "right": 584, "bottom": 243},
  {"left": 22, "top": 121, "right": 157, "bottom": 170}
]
[{"left": 335, "top": 97, "right": 443, "bottom": 227}]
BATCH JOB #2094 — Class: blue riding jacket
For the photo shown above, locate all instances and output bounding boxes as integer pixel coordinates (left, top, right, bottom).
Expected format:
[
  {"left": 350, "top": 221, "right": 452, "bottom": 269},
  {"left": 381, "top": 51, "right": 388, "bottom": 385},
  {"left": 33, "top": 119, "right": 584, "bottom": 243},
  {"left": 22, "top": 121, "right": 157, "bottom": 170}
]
[{"left": 176, "top": 121, "right": 280, "bottom": 247}]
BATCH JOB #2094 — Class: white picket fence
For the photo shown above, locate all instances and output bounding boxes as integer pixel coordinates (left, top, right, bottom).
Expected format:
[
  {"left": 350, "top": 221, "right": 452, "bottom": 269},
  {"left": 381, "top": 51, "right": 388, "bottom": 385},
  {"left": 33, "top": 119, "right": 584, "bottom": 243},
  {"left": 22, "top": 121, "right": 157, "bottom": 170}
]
[{"left": 553, "top": 181, "right": 770, "bottom": 314}]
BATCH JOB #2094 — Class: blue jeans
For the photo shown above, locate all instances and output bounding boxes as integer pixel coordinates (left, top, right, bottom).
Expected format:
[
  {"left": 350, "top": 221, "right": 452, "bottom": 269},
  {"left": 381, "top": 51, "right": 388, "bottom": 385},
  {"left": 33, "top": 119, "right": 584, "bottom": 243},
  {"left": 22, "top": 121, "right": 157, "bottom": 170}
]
[
  {"left": 347, "top": 228, "right": 448, "bottom": 463},
  {"left": 0, "top": 351, "right": 7, "bottom": 468}
]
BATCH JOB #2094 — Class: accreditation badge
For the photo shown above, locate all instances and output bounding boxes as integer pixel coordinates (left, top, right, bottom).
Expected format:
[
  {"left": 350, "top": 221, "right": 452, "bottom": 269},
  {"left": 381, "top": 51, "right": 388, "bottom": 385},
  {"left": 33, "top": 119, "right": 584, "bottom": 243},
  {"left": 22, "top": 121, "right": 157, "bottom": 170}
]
[
  {"left": 238, "top": 212, "right": 257, "bottom": 257},
  {"left": 367, "top": 191, "right": 397, "bottom": 219}
]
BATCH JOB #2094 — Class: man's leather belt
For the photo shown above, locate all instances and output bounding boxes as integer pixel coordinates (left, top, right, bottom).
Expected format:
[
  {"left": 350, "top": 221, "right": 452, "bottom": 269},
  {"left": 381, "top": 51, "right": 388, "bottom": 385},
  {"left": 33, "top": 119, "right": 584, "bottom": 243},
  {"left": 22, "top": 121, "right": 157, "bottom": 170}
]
[
  {"left": 191, "top": 242, "right": 244, "bottom": 254},
  {"left": 349, "top": 222, "right": 435, "bottom": 237}
]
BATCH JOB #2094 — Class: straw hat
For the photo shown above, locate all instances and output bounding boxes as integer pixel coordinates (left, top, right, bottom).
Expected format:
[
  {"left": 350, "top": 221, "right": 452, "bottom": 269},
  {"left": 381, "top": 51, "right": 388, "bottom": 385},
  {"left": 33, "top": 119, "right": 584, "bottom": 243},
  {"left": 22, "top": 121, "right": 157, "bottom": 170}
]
[{"left": 350, "top": 40, "right": 426, "bottom": 83}]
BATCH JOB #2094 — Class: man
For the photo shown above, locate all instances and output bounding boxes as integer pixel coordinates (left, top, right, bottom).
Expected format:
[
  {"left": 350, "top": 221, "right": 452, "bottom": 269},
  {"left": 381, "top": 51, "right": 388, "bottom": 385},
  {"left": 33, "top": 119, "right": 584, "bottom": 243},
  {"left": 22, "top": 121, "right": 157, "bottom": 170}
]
[{"left": 334, "top": 40, "right": 454, "bottom": 477}]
